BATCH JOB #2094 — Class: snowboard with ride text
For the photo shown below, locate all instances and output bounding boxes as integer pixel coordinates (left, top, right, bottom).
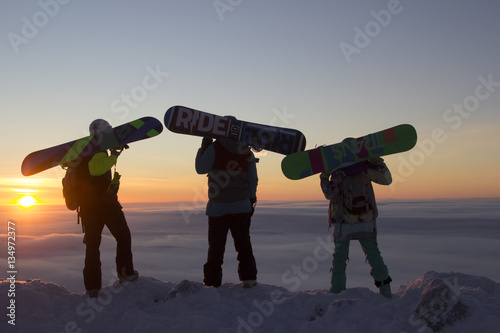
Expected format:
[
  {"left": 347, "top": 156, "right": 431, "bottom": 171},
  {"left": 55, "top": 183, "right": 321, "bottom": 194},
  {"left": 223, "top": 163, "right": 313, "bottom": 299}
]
[{"left": 164, "top": 105, "right": 306, "bottom": 155}]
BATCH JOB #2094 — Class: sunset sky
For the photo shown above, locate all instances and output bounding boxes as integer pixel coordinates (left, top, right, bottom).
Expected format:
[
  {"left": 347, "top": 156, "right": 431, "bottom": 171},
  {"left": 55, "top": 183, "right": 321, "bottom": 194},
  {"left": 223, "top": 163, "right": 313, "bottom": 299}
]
[{"left": 1, "top": 0, "right": 499, "bottom": 208}]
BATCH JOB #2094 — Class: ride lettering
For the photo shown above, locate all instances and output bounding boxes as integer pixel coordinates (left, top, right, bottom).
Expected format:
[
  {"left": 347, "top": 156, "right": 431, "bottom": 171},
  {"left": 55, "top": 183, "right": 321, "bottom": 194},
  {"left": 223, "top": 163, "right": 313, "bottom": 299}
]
[{"left": 173, "top": 108, "right": 229, "bottom": 136}]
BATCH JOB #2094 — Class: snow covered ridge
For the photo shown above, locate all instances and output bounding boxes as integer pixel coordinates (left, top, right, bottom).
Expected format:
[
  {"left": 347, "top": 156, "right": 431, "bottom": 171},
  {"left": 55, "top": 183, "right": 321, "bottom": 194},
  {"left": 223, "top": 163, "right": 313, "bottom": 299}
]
[{"left": 1, "top": 271, "right": 499, "bottom": 333}]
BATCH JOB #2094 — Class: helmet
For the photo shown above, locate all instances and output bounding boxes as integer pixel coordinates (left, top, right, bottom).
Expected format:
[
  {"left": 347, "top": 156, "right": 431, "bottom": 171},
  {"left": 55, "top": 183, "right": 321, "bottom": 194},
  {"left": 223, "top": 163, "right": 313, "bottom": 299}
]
[
  {"left": 224, "top": 115, "right": 237, "bottom": 121},
  {"left": 89, "top": 119, "right": 111, "bottom": 135}
]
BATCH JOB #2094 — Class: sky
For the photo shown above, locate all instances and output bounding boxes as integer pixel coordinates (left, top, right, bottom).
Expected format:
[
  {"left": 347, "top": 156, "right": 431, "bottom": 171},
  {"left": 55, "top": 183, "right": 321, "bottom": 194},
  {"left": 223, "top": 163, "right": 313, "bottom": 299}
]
[{"left": 1, "top": 0, "right": 500, "bottom": 207}]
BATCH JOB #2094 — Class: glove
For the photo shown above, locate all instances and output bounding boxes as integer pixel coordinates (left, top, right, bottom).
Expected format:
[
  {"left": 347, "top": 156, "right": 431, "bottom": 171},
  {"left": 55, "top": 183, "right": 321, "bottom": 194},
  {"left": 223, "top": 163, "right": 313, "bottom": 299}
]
[
  {"left": 249, "top": 197, "right": 257, "bottom": 217},
  {"left": 367, "top": 157, "right": 384, "bottom": 168},
  {"left": 107, "top": 172, "right": 121, "bottom": 198},
  {"left": 110, "top": 145, "right": 129, "bottom": 157},
  {"left": 320, "top": 170, "right": 331, "bottom": 179},
  {"left": 110, "top": 149, "right": 121, "bottom": 157},
  {"left": 200, "top": 137, "right": 213, "bottom": 153}
]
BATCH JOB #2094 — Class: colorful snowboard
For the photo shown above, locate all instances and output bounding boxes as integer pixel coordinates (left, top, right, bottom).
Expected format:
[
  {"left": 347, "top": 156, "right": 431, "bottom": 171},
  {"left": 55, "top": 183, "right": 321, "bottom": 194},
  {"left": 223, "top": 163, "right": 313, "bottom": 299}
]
[
  {"left": 281, "top": 124, "right": 417, "bottom": 180},
  {"left": 21, "top": 117, "right": 163, "bottom": 176},
  {"left": 164, "top": 105, "right": 306, "bottom": 155}
]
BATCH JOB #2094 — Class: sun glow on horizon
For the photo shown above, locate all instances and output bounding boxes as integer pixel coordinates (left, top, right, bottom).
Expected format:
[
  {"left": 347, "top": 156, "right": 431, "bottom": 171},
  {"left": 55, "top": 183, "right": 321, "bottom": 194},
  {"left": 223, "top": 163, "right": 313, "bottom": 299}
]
[
  {"left": 7, "top": 187, "right": 44, "bottom": 208},
  {"left": 15, "top": 195, "right": 39, "bottom": 208}
]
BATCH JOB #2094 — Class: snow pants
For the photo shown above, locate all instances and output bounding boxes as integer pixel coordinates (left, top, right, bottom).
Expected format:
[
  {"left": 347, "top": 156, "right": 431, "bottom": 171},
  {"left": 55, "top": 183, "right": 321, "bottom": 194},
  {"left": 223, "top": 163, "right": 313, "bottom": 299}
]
[
  {"left": 330, "top": 238, "right": 389, "bottom": 293},
  {"left": 80, "top": 203, "right": 135, "bottom": 291},
  {"left": 204, "top": 213, "right": 257, "bottom": 287}
]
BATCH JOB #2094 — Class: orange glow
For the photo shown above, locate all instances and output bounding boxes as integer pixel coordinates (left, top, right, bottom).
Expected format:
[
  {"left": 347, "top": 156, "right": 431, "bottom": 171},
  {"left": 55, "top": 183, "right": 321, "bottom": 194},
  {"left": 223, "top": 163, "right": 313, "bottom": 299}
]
[
  {"left": 2, "top": 183, "right": 50, "bottom": 207},
  {"left": 0, "top": 178, "right": 62, "bottom": 206},
  {"left": 2, "top": 150, "right": 498, "bottom": 207},
  {"left": 16, "top": 195, "right": 38, "bottom": 208}
]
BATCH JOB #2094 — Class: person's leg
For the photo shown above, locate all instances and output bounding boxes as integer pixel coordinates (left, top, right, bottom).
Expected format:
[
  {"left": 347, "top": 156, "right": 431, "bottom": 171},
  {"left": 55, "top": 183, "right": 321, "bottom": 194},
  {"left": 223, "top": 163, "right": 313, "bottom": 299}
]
[
  {"left": 229, "top": 213, "right": 257, "bottom": 283},
  {"left": 359, "top": 238, "right": 392, "bottom": 298},
  {"left": 105, "top": 206, "right": 135, "bottom": 279},
  {"left": 203, "top": 216, "right": 230, "bottom": 287},
  {"left": 330, "top": 240, "right": 350, "bottom": 293},
  {"left": 82, "top": 217, "right": 105, "bottom": 292}
]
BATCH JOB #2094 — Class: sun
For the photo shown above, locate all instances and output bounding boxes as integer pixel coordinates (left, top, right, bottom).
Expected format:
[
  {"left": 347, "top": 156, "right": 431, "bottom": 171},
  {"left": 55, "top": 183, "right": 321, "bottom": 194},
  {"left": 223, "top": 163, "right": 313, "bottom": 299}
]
[{"left": 16, "top": 195, "right": 38, "bottom": 209}]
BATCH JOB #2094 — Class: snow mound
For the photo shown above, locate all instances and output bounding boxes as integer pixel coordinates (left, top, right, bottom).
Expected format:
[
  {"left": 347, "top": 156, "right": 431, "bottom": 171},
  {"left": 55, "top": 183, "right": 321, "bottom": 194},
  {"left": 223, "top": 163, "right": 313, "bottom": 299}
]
[{"left": 1, "top": 271, "right": 499, "bottom": 333}]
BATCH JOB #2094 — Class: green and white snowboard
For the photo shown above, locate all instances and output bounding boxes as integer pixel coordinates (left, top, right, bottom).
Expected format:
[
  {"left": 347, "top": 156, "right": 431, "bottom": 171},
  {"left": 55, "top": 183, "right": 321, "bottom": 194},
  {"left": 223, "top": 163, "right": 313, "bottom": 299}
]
[
  {"left": 281, "top": 124, "right": 417, "bottom": 180},
  {"left": 22, "top": 117, "right": 163, "bottom": 176}
]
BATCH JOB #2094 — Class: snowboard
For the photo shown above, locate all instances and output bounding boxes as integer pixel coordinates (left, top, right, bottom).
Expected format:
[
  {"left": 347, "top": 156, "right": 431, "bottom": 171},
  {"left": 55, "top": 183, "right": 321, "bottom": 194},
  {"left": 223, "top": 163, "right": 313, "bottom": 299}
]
[
  {"left": 21, "top": 117, "right": 163, "bottom": 176},
  {"left": 281, "top": 124, "right": 417, "bottom": 180},
  {"left": 164, "top": 105, "right": 306, "bottom": 155}
]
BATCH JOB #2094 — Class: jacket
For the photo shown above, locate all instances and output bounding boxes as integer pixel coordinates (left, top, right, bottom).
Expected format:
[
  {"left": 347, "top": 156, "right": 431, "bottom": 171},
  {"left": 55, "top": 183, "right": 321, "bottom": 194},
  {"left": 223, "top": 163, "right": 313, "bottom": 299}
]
[
  {"left": 196, "top": 138, "right": 258, "bottom": 217},
  {"left": 75, "top": 152, "right": 120, "bottom": 213},
  {"left": 320, "top": 160, "right": 392, "bottom": 241}
]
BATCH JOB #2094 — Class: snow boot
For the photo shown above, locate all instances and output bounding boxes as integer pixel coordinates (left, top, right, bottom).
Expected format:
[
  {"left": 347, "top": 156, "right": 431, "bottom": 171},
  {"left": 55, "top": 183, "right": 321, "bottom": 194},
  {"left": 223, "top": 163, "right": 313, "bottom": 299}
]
[
  {"left": 119, "top": 270, "right": 139, "bottom": 283},
  {"left": 86, "top": 289, "right": 100, "bottom": 298},
  {"left": 375, "top": 277, "right": 392, "bottom": 298},
  {"left": 330, "top": 273, "right": 346, "bottom": 294},
  {"left": 243, "top": 280, "right": 257, "bottom": 288}
]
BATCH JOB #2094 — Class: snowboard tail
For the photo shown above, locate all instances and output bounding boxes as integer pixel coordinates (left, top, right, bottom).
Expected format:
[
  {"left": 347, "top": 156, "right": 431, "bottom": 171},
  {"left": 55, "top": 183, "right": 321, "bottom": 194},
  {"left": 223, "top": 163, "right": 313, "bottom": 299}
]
[
  {"left": 21, "top": 117, "right": 163, "bottom": 176},
  {"left": 164, "top": 105, "right": 306, "bottom": 155},
  {"left": 281, "top": 124, "right": 417, "bottom": 180}
]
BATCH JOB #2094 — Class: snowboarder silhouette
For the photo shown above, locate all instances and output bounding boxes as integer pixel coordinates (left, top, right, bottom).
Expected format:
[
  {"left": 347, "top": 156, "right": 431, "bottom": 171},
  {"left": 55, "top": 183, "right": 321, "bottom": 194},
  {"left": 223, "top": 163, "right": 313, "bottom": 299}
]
[
  {"left": 195, "top": 135, "right": 258, "bottom": 288},
  {"left": 69, "top": 119, "right": 138, "bottom": 298},
  {"left": 320, "top": 157, "right": 392, "bottom": 298}
]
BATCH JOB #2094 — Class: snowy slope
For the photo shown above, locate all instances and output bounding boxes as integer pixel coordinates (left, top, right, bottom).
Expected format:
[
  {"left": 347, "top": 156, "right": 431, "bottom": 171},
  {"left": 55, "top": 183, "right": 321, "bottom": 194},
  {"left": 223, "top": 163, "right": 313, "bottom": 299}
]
[{"left": 1, "top": 271, "right": 499, "bottom": 333}]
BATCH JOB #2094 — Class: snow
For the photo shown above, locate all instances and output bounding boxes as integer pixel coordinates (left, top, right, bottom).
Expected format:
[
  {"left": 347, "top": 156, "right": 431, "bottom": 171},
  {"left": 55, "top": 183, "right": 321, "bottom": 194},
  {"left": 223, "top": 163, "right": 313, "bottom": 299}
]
[
  {"left": 1, "top": 272, "right": 499, "bottom": 332},
  {"left": 1, "top": 199, "right": 500, "bottom": 332}
]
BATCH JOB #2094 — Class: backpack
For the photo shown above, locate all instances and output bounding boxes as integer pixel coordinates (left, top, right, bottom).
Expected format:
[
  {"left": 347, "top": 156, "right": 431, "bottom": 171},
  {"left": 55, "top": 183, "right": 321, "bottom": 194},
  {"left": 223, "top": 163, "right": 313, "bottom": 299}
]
[
  {"left": 62, "top": 166, "right": 80, "bottom": 211},
  {"left": 338, "top": 171, "right": 376, "bottom": 224}
]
